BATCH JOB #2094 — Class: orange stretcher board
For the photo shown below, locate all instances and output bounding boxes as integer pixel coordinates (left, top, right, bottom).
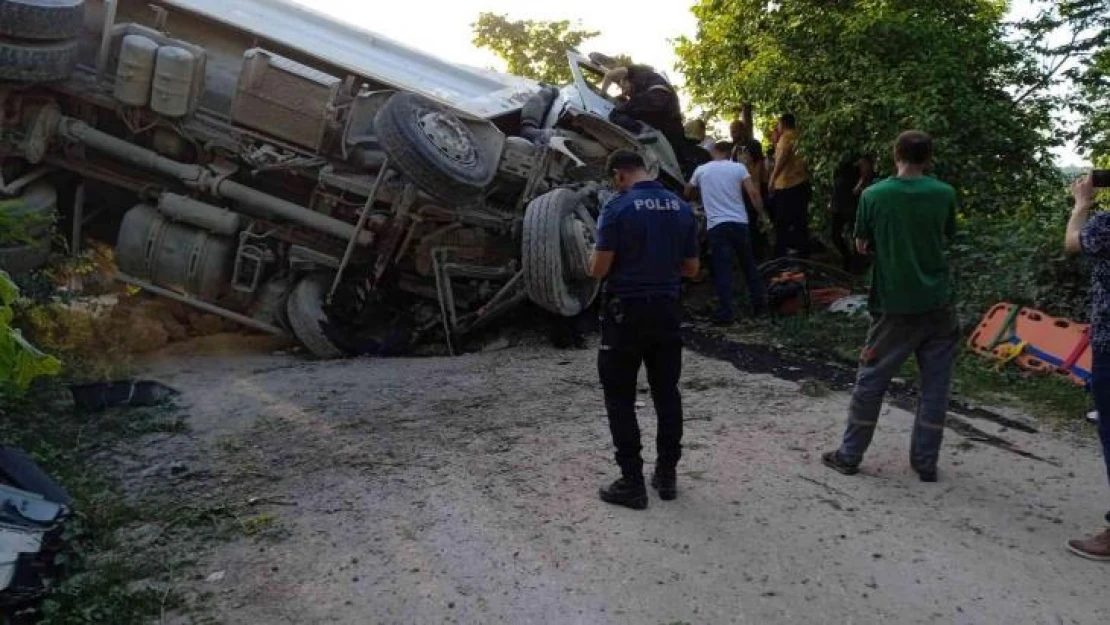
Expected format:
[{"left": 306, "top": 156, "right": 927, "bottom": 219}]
[{"left": 968, "top": 303, "right": 1091, "bottom": 386}]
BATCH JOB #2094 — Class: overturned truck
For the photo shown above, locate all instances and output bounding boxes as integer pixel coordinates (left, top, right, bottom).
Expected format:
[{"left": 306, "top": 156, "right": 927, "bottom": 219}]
[{"left": 0, "top": 0, "right": 686, "bottom": 357}]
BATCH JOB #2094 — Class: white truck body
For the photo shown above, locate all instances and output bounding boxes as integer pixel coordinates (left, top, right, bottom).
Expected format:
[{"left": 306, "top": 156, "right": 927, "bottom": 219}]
[{"left": 157, "top": 0, "right": 541, "bottom": 119}]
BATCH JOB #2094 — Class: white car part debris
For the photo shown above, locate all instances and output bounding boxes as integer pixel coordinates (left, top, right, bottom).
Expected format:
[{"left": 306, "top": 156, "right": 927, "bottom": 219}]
[
  {"left": 0, "top": 527, "right": 44, "bottom": 592},
  {"left": 829, "top": 295, "right": 868, "bottom": 316},
  {"left": 0, "top": 484, "right": 65, "bottom": 527}
]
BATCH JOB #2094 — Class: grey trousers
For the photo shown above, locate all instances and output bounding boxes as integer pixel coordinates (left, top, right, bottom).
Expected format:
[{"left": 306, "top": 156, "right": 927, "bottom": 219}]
[{"left": 837, "top": 308, "right": 960, "bottom": 472}]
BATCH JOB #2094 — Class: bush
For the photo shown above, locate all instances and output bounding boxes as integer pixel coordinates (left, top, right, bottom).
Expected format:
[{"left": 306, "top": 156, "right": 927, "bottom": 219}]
[
  {"left": 0, "top": 271, "right": 61, "bottom": 395},
  {"left": 951, "top": 202, "right": 1090, "bottom": 325}
]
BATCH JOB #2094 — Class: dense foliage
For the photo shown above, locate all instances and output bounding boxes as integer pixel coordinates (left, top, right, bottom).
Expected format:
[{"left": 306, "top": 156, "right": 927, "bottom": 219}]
[
  {"left": 674, "top": 0, "right": 1107, "bottom": 323},
  {"left": 0, "top": 271, "right": 60, "bottom": 394},
  {"left": 675, "top": 0, "right": 1061, "bottom": 214},
  {"left": 1019, "top": 0, "right": 1110, "bottom": 158}
]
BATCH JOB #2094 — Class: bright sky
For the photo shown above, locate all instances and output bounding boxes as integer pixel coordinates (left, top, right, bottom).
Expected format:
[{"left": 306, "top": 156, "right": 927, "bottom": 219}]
[
  {"left": 294, "top": 0, "right": 1087, "bottom": 165},
  {"left": 296, "top": 0, "right": 697, "bottom": 81}
]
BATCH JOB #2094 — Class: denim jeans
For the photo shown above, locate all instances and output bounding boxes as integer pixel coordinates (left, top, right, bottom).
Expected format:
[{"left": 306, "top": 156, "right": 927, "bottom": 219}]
[
  {"left": 598, "top": 295, "right": 684, "bottom": 481},
  {"left": 708, "top": 221, "right": 766, "bottom": 321},
  {"left": 1092, "top": 349, "right": 1110, "bottom": 488},
  {"left": 838, "top": 308, "right": 960, "bottom": 472}
]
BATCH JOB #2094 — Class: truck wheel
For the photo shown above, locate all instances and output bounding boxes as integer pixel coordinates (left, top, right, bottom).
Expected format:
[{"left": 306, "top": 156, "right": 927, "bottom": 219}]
[
  {"left": 5, "top": 182, "right": 57, "bottom": 238},
  {"left": 375, "top": 92, "right": 493, "bottom": 204},
  {"left": 522, "top": 189, "right": 599, "bottom": 317},
  {"left": 0, "top": 0, "right": 86, "bottom": 41},
  {"left": 286, "top": 273, "right": 347, "bottom": 360},
  {"left": 0, "top": 37, "right": 80, "bottom": 82},
  {"left": 0, "top": 182, "right": 56, "bottom": 275},
  {"left": 0, "top": 243, "right": 50, "bottom": 275}
]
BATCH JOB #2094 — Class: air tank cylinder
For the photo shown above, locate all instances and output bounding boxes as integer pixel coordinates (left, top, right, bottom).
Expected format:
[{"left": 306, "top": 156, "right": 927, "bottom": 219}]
[
  {"left": 113, "top": 35, "right": 159, "bottom": 107},
  {"left": 151, "top": 46, "right": 197, "bottom": 117}
]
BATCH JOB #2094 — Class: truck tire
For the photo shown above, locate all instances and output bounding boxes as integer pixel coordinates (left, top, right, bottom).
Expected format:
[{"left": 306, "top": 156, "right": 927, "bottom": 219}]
[
  {"left": 0, "top": 182, "right": 56, "bottom": 275},
  {"left": 0, "top": 0, "right": 86, "bottom": 41},
  {"left": 5, "top": 182, "right": 57, "bottom": 238},
  {"left": 522, "top": 189, "right": 599, "bottom": 317},
  {"left": 286, "top": 273, "right": 347, "bottom": 360},
  {"left": 375, "top": 92, "right": 492, "bottom": 204},
  {"left": 0, "top": 37, "right": 80, "bottom": 82},
  {"left": 0, "top": 243, "right": 50, "bottom": 275}
]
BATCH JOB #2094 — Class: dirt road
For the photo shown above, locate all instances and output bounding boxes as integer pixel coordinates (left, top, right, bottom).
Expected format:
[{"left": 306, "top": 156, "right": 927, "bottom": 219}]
[{"left": 137, "top": 334, "right": 1110, "bottom": 625}]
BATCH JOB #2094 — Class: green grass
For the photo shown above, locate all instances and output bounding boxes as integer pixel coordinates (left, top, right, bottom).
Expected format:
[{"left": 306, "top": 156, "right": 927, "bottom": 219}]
[
  {"left": 731, "top": 311, "right": 1090, "bottom": 424},
  {"left": 941, "top": 354, "right": 1088, "bottom": 424}
]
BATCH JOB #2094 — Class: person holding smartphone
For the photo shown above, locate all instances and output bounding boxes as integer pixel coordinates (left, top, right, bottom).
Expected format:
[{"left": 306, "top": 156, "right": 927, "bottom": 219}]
[{"left": 1065, "top": 171, "right": 1110, "bottom": 560}]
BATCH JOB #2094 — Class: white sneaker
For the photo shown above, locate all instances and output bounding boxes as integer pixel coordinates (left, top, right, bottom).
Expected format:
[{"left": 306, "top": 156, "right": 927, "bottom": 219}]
[{"left": 1087, "top": 410, "right": 1099, "bottom": 424}]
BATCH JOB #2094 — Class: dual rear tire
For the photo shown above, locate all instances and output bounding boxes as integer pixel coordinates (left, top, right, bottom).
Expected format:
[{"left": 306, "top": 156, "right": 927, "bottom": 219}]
[
  {"left": 0, "top": 182, "right": 56, "bottom": 276},
  {"left": 0, "top": 0, "right": 86, "bottom": 83}
]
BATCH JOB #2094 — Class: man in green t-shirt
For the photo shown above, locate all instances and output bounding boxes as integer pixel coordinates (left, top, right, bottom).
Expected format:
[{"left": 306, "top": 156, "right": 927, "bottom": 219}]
[{"left": 822, "top": 131, "right": 959, "bottom": 483}]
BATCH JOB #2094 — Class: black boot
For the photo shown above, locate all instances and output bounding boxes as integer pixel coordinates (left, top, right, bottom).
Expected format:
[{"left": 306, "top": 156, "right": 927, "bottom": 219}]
[
  {"left": 599, "top": 477, "right": 648, "bottom": 510},
  {"left": 651, "top": 467, "right": 677, "bottom": 501}
]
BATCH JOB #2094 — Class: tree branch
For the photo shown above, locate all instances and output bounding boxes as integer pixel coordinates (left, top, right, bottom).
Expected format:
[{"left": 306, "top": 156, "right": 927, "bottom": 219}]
[{"left": 1014, "top": 28, "right": 1082, "bottom": 105}]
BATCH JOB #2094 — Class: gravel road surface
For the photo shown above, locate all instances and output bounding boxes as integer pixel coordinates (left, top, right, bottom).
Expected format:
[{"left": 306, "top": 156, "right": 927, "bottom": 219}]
[{"left": 136, "top": 334, "right": 1110, "bottom": 625}]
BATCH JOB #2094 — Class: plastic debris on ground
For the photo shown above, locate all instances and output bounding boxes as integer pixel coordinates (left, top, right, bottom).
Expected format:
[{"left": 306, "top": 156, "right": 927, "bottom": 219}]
[
  {"left": 828, "top": 295, "right": 868, "bottom": 316},
  {"left": 68, "top": 379, "right": 179, "bottom": 412}
]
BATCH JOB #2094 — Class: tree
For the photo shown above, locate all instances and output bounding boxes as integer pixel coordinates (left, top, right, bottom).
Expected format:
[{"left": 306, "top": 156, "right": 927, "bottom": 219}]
[
  {"left": 675, "top": 0, "right": 1059, "bottom": 213},
  {"left": 472, "top": 13, "right": 598, "bottom": 85},
  {"left": 1062, "top": 1, "right": 1110, "bottom": 159},
  {"left": 1015, "top": 0, "right": 1109, "bottom": 159}
]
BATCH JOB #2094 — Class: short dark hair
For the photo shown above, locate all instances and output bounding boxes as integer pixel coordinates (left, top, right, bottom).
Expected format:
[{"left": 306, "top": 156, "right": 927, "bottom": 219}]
[
  {"left": 607, "top": 149, "right": 646, "bottom": 174},
  {"left": 894, "top": 131, "right": 933, "bottom": 165},
  {"left": 779, "top": 113, "right": 797, "bottom": 129},
  {"left": 712, "top": 141, "right": 734, "bottom": 154}
]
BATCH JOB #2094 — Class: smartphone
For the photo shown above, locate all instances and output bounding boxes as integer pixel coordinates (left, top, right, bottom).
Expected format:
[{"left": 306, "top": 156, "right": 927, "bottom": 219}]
[{"left": 1094, "top": 170, "right": 1110, "bottom": 188}]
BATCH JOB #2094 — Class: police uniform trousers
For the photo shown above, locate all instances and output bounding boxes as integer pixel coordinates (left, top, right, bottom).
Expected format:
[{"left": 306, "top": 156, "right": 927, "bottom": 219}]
[{"left": 597, "top": 294, "right": 684, "bottom": 480}]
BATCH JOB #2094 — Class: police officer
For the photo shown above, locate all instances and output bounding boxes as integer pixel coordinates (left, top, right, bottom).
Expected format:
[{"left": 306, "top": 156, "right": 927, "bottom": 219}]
[{"left": 589, "top": 150, "right": 700, "bottom": 509}]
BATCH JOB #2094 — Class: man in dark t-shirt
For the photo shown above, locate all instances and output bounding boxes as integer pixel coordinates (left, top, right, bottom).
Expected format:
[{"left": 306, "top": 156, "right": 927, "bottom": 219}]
[
  {"left": 602, "top": 65, "right": 685, "bottom": 141},
  {"left": 601, "top": 65, "right": 697, "bottom": 175},
  {"left": 831, "top": 154, "right": 876, "bottom": 271},
  {"left": 590, "top": 150, "right": 700, "bottom": 509}
]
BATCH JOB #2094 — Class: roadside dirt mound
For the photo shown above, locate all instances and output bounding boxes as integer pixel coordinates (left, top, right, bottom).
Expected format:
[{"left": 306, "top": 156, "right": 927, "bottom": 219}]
[{"left": 109, "top": 296, "right": 250, "bottom": 353}]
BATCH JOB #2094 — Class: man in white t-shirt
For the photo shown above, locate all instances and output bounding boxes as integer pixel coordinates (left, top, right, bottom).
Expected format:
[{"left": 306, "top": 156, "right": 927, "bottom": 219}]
[{"left": 686, "top": 141, "right": 769, "bottom": 325}]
